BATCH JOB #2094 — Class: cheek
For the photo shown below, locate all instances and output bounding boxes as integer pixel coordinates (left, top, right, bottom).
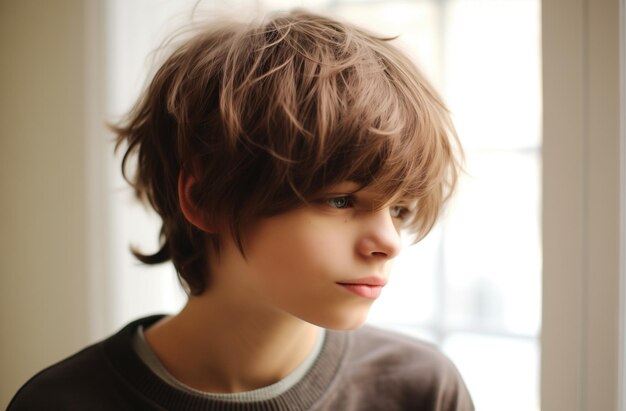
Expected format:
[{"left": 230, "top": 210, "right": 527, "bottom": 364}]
[
  {"left": 249, "top": 225, "right": 322, "bottom": 276},
  {"left": 245, "top": 217, "right": 352, "bottom": 284},
  {"left": 297, "top": 216, "right": 357, "bottom": 252}
]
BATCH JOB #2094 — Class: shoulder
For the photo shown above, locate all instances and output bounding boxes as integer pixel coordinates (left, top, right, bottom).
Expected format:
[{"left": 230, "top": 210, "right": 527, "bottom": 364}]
[
  {"left": 350, "top": 325, "right": 455, "bottom": 375},
  {"left": 7, "top": 343, "right": 112, "bottom": 410},
  {"left": 7, "top": 315, "right": 165, "bottom": 411},
  {"left": 332, "top": 325, "right": 474, "bottom": 410}
]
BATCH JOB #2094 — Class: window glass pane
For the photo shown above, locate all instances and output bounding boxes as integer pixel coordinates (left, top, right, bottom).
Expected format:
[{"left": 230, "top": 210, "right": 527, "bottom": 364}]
[
  {"left": 443, "top": 333, "right": 540, "bottom": 411},
  {"left": 443, "top": 151, "right": 541, "bottom": 336},
  {"left": 368, "top": 226, "right": 443, "bottom": 325},
  {"left": 444, "top": 0, "right": 541, "bottom": 150}
]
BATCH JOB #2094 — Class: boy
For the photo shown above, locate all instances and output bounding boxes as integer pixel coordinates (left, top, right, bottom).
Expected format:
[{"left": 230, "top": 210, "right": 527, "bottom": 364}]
[{"left": 9, "top": 10, "right": 473, "bottom": 410}]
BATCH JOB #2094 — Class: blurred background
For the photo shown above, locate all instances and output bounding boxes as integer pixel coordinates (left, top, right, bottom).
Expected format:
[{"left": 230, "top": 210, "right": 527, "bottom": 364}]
[{"left": 0, "top": 1, "right": 622, "bottom": 410}]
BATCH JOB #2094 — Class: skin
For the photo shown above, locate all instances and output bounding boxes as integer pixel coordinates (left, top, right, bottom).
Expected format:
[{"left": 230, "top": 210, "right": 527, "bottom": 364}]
[{"left": 144, "top": 181, "right": 408, "bottom": 393}]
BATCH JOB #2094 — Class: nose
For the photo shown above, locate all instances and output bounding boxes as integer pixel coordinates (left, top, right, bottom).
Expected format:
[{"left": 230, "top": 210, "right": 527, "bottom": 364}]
[{"left": 356, "top": 207, "right": 402, "bottom": 260}]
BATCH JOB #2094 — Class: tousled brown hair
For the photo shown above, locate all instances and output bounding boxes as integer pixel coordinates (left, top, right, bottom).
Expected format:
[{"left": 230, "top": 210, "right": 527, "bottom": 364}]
[{"left": 113, "top": 9, "right": 462, "bottom": 295}]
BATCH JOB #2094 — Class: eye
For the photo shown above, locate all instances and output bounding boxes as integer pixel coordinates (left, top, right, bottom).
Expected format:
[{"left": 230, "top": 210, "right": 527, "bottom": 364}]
[
  {"left": 326, "top": 196, "right": 354, "bottom": 209},
  {"left": 390, "top": 205, "right": 410, "bottom": 220}
]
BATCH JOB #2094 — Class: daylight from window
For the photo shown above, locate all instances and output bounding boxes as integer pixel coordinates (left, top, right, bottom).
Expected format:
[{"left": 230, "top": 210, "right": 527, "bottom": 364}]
[{"left": 107, "top": 1, "right": 542, "bottom": 410}]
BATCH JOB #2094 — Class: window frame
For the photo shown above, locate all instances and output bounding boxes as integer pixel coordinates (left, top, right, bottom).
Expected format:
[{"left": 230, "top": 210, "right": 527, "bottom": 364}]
[
  {"left": 86, "top": 0, "right": 626, "bottom": 409},
  {"left": 541, "top": 0, "right": 624, "bottom": 410}
]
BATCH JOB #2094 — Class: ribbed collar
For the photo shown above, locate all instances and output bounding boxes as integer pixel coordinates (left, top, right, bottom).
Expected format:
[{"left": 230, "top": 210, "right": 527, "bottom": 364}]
[{"left": 101, "top": 315, "right": 348, "bottom": 411}]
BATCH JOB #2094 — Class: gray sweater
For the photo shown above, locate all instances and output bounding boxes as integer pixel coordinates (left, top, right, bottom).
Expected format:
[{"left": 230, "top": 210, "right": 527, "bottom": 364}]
[{"left": 8, "top": 315, "right": 474, "bottom": 410}]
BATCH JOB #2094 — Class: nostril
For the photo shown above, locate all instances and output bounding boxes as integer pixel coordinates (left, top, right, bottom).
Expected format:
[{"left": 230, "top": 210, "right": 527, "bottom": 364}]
[{"left": 371, "top": 251, "right": 388, "bottom": 257}]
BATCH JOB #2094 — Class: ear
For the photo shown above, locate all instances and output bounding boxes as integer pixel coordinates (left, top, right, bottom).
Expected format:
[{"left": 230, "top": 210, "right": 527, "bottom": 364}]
[{"left": 178, "top": 170, "right": 214, "bottom": 233}]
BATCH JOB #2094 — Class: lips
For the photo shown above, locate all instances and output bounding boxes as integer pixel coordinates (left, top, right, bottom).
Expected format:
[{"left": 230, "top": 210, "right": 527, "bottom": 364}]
[{"left": 337, "top": 276, "right": 388, "bottom": 300}]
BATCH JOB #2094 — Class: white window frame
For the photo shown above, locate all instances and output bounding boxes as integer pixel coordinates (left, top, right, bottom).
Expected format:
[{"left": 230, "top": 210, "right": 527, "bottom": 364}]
[{"left": 542, "top": 0, "right": 624, "bottom": 410}]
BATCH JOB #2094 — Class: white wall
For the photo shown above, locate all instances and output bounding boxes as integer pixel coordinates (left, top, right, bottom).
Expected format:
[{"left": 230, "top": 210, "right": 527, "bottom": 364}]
[{"left": 0, "top": 1, "right": 91, "bottom": 407}]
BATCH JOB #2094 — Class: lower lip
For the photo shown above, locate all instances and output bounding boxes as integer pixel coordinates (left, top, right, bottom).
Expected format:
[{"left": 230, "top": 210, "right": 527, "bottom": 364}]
[{"left": 338, "top": 284, "right": 384, "bottom": 300}]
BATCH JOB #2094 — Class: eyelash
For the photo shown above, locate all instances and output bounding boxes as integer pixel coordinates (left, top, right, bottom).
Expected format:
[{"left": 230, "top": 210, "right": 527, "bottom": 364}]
[{"left": 325, "top": 196, "right": 411, "bottom": 220}]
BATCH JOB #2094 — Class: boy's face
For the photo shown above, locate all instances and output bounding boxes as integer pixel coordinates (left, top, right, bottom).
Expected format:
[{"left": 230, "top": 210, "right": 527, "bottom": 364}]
[{"left": 217, "top": 181, "right": 408, "bottom": 330}]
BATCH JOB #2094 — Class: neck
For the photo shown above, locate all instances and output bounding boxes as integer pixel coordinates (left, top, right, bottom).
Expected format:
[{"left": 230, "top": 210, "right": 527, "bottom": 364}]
[{"left": 144, "top": 292, "right": 320, "bottom": 393}]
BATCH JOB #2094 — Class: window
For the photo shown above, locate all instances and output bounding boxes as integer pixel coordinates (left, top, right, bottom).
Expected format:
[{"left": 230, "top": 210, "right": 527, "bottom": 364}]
[{"left": 105, "top": 2, "right": 542, "bottom": 410}]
